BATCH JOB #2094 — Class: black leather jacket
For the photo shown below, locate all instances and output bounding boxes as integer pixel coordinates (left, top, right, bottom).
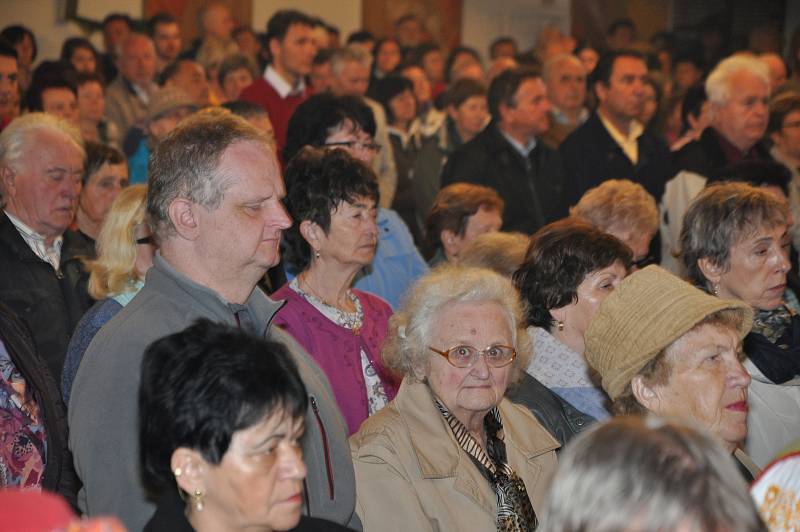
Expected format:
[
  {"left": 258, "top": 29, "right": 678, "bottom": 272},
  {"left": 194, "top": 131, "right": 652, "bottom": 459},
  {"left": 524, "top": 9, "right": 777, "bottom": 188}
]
[{"left": 507, "top": 372, "right": 596, "bottom": 448}]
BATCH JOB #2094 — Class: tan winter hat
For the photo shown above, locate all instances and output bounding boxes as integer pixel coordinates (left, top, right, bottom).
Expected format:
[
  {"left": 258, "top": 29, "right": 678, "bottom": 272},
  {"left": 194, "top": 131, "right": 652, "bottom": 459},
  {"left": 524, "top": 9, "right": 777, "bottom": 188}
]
[
  {"left": 585, "top": 265, "right": 753, "bottom": 400},
  {"left": 146, "top": 87, "right": 198, "bottom": 124}
]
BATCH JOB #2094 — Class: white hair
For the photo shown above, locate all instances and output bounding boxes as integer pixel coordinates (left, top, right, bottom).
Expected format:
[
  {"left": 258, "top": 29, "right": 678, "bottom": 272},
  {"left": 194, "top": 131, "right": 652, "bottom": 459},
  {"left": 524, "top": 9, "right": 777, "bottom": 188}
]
[
  {"left": 330, "top": 44, "right": 372, "bottom": 76},
  {"left": 538, "top": 415, "right": 767, "bottom": 532},
  {"left": 542, "top": 53, "right": 584, "bottom": 82},
  {"left": 381, "top": 264, "right": 531, "bottom": 387},
  {"left": 0, "top": 112, "right": 84, "bottom": 172},
  {"left": 705, "top": 55, "right": 770, "bottom": 106}
]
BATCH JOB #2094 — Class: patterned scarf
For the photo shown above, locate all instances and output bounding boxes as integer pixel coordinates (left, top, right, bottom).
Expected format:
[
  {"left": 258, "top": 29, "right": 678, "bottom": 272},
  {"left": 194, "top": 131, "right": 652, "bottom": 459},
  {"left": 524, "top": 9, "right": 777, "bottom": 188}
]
[
  {"left": 434, "top": 398, "right": 538, "bottom": 531},
  {"left": 746, "top": 304, "right": 800, "bottom": 384}
]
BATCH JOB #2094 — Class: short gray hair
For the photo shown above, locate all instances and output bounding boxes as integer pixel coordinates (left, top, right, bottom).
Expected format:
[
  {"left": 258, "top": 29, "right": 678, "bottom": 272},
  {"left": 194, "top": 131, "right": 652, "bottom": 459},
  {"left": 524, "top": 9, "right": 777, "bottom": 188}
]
[
  {"left": 382, "top": 264, "right": 531, "bottom": 387},
  {"left": 538, "top": 415, "right": 767, "bottom": 532},
  {"left": 459, "top": 231, "right": 529, "bottom": 278},
  {"left": 147, "top": 107, "right": 274, "bottom": 239},
  {"left": 0, "top": 113, "right": 84, "bottom": 201},
  {"left": 542, "top": 53, "right": 583, "bottom": 82},
  {"left": 705, "top": 55, "right": 770, "bottom": 106},
  {"left": 570, "top": 179, "right": 658, "bottom": 237},
  {"left": 330, "top": 44, "right": 372, "bottom": 76},
  {"left": 679, "top": 182, "right": 788, "bottom": 290}
]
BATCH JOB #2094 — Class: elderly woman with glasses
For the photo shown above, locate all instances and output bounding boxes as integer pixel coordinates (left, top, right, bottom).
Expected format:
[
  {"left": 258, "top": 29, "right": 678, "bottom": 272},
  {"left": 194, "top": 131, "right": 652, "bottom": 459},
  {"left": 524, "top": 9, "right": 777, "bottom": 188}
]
[
  {"left": 680, "top": 182, "right": 800, "bottom": 468},
  {"left": 351, "top": 265, "right": 558, "bottom": 532}
]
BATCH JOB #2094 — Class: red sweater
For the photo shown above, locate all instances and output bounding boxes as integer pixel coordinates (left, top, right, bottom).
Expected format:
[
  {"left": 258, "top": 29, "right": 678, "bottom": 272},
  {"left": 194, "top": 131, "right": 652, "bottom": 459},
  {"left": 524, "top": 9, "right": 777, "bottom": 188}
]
[{"left": 240, "top": 77, "right": 309, "bottom": 158}]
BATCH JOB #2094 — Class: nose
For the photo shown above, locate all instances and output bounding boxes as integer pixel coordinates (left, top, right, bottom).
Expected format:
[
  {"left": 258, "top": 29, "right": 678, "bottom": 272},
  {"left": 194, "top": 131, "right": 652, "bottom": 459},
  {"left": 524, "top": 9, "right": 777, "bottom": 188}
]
[
  {"left": 469, "top": 352, "right": 491, "bottom": 379},
  {"left": 729, "top": 358, "right": 751, "bottom": 389},
  {"left": 280, "top": 445, "right": 307, "bottom": 480},
  {"left": 775, "top": 245, "right": 791, "bottom": 273},
  {"left": 271, "top": 201, "right": 293, "bottom": 230},
  {"left": 365, "top": 214, "right": 379, "bottom": 238}
]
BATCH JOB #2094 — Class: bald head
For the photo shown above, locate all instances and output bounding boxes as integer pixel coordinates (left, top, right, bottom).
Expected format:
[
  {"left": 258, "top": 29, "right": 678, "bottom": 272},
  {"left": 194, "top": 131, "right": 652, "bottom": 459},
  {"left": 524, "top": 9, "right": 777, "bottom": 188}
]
[
  {"left": 543, "top": 53, "right": 587, "bottom": 113},
  {"left": 118, "top": 33, "right": 157, "bottom": 86}
]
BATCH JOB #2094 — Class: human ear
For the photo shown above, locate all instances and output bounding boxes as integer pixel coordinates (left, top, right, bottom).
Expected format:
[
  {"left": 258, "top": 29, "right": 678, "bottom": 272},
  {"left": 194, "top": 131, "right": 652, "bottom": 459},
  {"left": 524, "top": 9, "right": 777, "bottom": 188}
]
[
  {"left": 697, "top": 257, "right": 723, "bottom": 286},
  {"left": 440, "top": 229, "right": 462, "bottom": 260},
  {"left": 170, "top": 447, "right": 207, "bottom": 495},
  {"left": 631, "top": 374, "right": 660, "bottom": 412},
  {"left": 0, "top": 166, "right": 16, "bottom": 198},
  {"left": 594, "top": 81, "right": 607, "bottom": 103},
  {"left": 299, "top": 220, "right": 323, "bottom": 253},
  {"left": 168, "top": 198, "right": 200, "bottom": 241}
]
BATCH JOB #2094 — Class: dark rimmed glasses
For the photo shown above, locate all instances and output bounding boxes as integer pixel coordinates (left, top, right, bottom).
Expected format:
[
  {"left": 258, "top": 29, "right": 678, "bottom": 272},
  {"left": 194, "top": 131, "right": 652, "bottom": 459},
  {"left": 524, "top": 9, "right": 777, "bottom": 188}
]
[{"left": 428, "top": 344, "right": 516, "bottom": 368}]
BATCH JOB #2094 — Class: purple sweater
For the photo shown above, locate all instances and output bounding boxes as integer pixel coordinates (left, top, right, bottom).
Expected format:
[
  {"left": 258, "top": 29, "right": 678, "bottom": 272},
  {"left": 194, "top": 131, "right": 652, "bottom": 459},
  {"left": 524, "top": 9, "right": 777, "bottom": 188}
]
[{"left": 273, "top": 285, "right": 399, "bottom": 435}]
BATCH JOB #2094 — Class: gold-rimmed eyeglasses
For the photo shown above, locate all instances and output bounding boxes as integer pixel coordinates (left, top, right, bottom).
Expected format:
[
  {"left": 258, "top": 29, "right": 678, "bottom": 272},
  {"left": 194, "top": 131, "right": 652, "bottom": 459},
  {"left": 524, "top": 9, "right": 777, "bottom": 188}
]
[{"left": 428, "top": 344, "right": 516, "bottom": 368}]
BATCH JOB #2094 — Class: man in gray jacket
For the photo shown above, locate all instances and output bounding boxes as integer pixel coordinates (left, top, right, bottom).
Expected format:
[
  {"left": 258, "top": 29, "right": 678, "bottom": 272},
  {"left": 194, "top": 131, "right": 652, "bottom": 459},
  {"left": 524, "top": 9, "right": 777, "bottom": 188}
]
[{"left": 69, "top": 110, "right": 360, "bottom": 530}]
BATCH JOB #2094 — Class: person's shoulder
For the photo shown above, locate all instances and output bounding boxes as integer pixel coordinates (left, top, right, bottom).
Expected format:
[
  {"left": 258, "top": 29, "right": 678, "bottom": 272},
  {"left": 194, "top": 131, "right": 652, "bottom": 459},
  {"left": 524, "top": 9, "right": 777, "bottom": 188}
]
[
  {"left": 352, "top": 289, "right": 392, "bottom": 313},
  {"left": 560, "top": 113, "right": 603, "bottom": 150},
  {"left": 295, "top": 515, "right": 358, "bottom": 532},
  {"left": 350, "top": 401, "right": 404, "bottom": 450}
]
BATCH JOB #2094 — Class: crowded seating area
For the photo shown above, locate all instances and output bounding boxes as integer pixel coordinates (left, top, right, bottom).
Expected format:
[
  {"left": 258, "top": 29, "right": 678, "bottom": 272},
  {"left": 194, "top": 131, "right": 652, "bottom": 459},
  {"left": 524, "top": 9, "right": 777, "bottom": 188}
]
[{"left": 2, "top": 3, "right": 800, "bottom": 531}]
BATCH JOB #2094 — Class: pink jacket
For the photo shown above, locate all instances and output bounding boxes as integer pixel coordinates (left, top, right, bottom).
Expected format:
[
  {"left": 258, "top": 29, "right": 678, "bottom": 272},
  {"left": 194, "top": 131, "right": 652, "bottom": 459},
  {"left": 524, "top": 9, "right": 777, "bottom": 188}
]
[{"left": 273, "top": 285, "right": 399, "bottom": 434}]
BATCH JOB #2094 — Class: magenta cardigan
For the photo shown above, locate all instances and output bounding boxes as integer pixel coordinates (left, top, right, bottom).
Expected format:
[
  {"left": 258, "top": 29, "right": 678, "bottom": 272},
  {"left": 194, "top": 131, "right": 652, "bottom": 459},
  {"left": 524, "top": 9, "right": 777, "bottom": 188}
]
[{"left": 272, "top": 284, "right": 400, "bottom": 435}]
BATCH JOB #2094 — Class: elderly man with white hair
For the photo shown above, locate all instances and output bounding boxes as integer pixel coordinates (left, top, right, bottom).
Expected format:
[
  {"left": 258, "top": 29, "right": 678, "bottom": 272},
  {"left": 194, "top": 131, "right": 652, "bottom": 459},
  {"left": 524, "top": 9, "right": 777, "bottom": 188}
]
[
  {"left": 329, "top": 44, "right": 398, "bottom": 207},
  {"left": 0, "top": 113, "right": 92, "bottom": 381},
  {"left": 661, "top": 55, "right": 772, "bottom": 274}
]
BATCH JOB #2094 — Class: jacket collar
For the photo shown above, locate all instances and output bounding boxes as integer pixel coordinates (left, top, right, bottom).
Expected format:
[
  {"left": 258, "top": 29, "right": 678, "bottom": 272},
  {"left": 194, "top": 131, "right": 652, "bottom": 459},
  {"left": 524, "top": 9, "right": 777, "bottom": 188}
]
[
  {"left": 394, "top": 379, "right": 558, "bottom": 511},
  {"left": 395, "top": 379, "right": 559, "bottom": 476},
  {"left": 147, "top": 253, "right": 284, "bottom": 337}
]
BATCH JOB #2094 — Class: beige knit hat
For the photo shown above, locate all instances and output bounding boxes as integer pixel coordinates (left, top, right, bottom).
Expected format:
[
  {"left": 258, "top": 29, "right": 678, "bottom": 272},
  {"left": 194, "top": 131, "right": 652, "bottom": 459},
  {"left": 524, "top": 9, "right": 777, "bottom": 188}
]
[{"left": 585, "top": 265, "right": 753, "bottom": 400}]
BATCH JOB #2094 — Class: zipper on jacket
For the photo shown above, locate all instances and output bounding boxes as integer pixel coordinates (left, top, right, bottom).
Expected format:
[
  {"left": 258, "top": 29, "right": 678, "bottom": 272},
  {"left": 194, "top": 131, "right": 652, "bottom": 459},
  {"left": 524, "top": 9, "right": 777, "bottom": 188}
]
[{"left": 310, "top": 396, "right": 335, "bottom": 500}]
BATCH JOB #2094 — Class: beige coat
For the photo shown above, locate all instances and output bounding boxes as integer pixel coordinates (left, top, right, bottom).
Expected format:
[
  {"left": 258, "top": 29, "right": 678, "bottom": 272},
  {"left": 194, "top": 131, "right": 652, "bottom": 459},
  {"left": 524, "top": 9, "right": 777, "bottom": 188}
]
[{"left": 350, "top": 380, "right": 559, "bottom": 531}]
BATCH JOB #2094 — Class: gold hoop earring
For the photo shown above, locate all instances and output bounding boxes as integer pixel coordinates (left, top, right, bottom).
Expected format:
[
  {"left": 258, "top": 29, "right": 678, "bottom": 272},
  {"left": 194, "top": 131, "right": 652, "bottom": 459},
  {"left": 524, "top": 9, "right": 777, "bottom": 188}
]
[
  {"left": 713, "top": 283, "right": 720, "bottom": 296},
  {"left": 557, "top": 320, "right": 565, "bottom": 331}
]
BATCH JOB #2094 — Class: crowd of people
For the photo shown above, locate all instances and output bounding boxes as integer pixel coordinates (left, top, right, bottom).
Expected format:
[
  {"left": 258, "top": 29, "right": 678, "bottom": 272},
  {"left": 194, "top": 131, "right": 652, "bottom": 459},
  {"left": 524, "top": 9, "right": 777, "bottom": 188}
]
[{"left": 1, "top": 3, "right": 800, "bottom": 531}]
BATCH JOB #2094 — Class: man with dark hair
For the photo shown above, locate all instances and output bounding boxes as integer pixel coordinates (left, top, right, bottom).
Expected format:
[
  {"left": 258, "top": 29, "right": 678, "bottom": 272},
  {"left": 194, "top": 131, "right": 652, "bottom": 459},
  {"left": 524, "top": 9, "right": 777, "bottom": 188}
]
[
  {"left": 0, "top": 41, "right": 19, "bottom": 130},
  {"left": 26, "top": 62, "right": 79, "bottom": 125},
  {"left": 672, "top": 51, "right": 705, "bottom": 93},
  {"left": 441, "top": 67, "right": 568, "bottom": 234},
  {"left": 560, "top": 50, "right": 672, "bottom": 204},
  {"left": 148, "top": 12, "right": 181, "bottom": 77},
  {"left": 310, "top": 47, "right": 335, "bottom": 93},
  {"left": 490, "top": 36, "right": 518, "bottom": 60},
  {"left": 99, "top": 13, "right": 133, "bottom": 82},
  {"left": 394, "top": 13, "right": 425, "bottom": 50},
  {"left": 69, "top": 110, "right": 360, "bottom": 531},
  {"left": 346, "top": 29, "right": 375, "bottom": 53},
  {"left": 241, "top": 9, "right": 317, "bottom": 155},
  {"left": 607, "top": 18, "right": 636, "bottom": 50}
]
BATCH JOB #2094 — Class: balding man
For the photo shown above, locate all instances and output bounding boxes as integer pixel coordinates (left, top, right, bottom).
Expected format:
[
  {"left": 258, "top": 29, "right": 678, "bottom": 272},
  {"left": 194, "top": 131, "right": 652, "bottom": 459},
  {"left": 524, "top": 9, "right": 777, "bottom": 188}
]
[
  {"left": 104, "top": 33, "right": 159, "bottom": 140},
  {"left": 0, "top": 113, "right": 92, "bottom": 381},
  {"left": 760, "top": 52, "right": 788, "bottom": 91},
  {"left": 69, "top": 111, "right": 360, "bottom": 531},
  {"left": 540, "top": 53, "right": 588, "bottom": 149}
]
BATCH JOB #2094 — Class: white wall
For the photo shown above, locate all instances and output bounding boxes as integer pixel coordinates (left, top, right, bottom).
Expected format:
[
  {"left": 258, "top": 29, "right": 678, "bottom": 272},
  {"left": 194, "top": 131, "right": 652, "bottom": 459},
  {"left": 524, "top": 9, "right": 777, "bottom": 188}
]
[
  {"left": 462, "top": 0, "right": 571, "bottom": 61},
  {"left": 252, "top": 0, "right": 362, "bottom": 40},
  {"left": 0, "top": 0, "right": 141, "bottom": 63}
]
